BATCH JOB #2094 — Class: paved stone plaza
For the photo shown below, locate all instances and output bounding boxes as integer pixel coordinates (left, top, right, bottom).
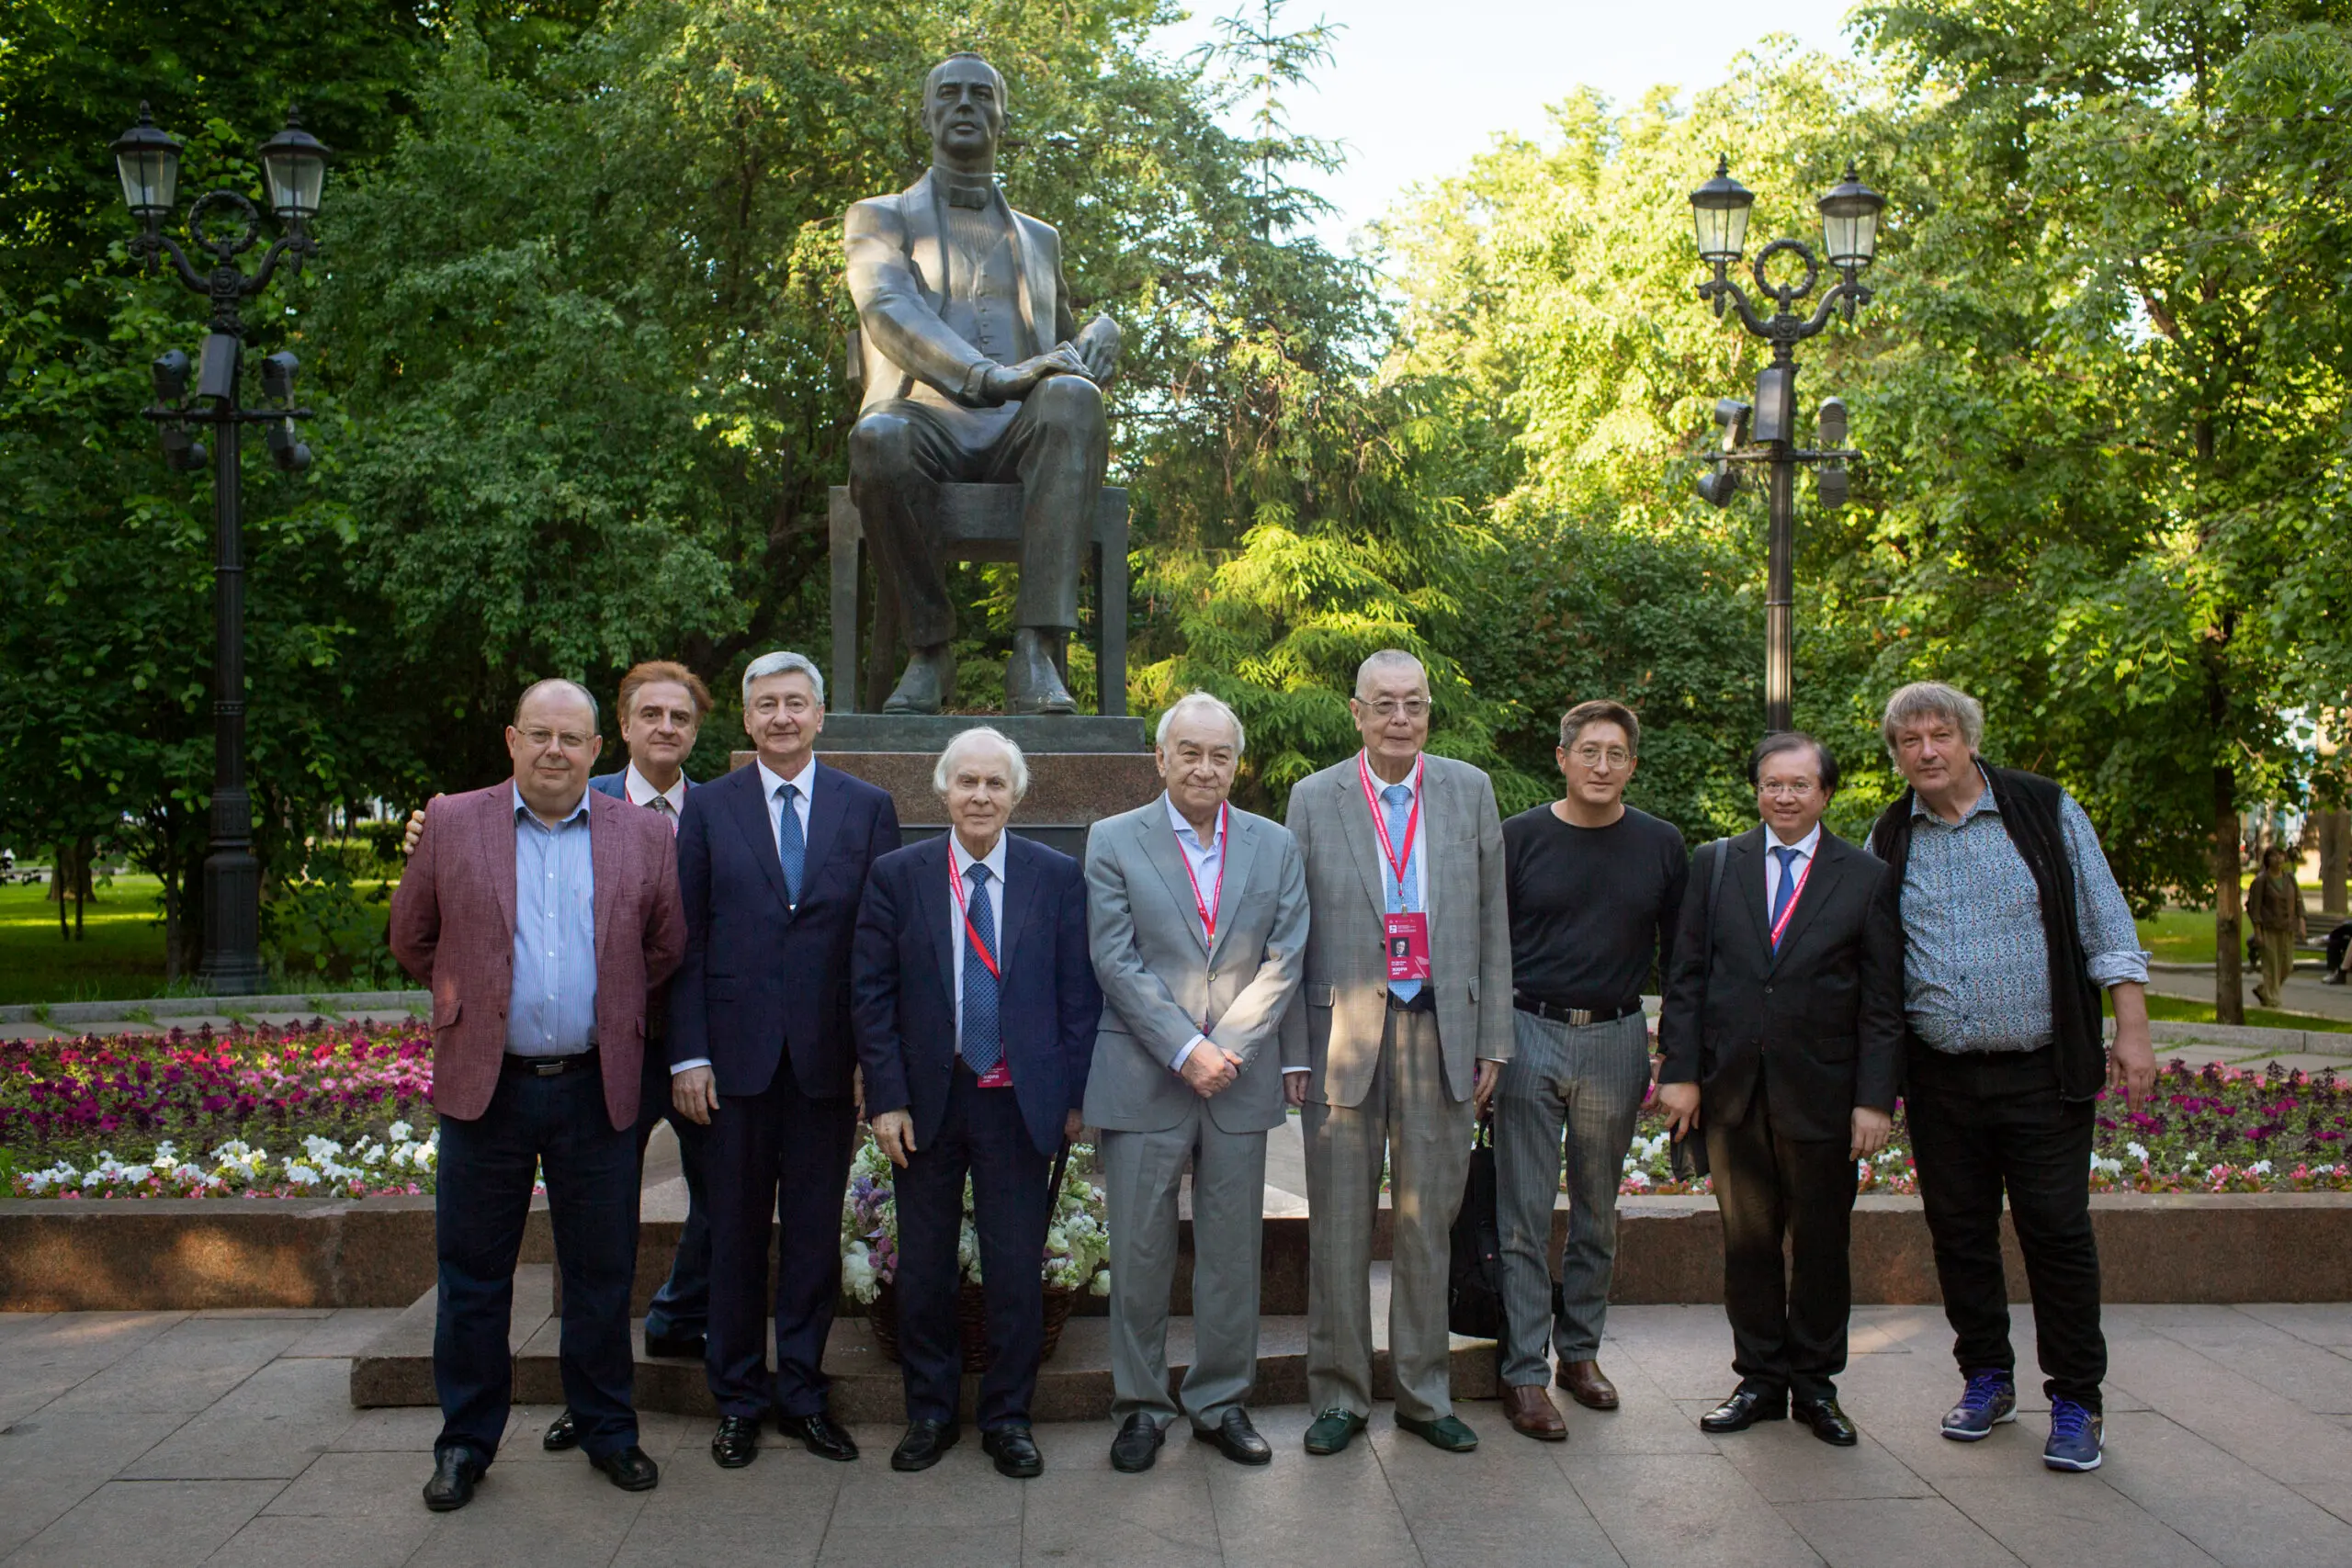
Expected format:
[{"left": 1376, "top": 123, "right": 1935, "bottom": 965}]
[{"left": 4, "top": 1300, "right": 2351, "bottom": 1567}]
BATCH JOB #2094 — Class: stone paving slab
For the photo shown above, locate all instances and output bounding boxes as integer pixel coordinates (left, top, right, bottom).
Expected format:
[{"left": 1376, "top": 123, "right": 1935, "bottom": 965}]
[{"left": 9, "top": 1303, "right": 2352, "bottom": 1564}]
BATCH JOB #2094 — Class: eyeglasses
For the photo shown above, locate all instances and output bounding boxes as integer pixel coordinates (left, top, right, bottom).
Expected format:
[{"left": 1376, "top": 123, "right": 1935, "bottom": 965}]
[
  {"left": 1568, "top": 745, "right": 1633, "bottom": 769},
  {"left": 518, "top": 728, "right": 594, "bottom": 751},
  {"left": 1362, "top": 698, "right": 1430, "bottom": 720},
  {"left": 1758, "top": 781, "right": 1818, "bottom": 797},
  {"left": 754, "top": 696, "right": 816, "bottom": 716}
]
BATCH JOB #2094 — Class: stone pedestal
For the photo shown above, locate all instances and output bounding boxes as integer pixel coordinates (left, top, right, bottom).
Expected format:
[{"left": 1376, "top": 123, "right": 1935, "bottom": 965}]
[{"left": 733, "top": 714, "right": 1157, "bottom": 859}]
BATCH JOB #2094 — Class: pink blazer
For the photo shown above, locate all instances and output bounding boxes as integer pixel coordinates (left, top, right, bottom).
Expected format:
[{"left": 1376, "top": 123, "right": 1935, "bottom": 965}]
[{"left": 390, "top": 783, "right": 686, "bottom": 1129}]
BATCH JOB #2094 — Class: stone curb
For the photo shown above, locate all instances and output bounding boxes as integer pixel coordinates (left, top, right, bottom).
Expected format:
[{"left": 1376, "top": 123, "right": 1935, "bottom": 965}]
[{"left": 0, "top": 990, "right": 426, "bottom": 1028}]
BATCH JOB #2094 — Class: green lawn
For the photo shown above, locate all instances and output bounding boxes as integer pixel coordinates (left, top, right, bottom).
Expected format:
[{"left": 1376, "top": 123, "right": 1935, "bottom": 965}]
[
  {"left": 2137, "top": 883, "right": 2332, "bottom": 964},
  {"left": 2141, "top": 991, "right": 2352, "bottom": 1036}
]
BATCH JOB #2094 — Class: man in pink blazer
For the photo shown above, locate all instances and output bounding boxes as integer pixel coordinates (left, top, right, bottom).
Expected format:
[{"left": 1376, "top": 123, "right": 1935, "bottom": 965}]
[{"left": 390, "top": 678, "right": 686, "bottom": 1513}]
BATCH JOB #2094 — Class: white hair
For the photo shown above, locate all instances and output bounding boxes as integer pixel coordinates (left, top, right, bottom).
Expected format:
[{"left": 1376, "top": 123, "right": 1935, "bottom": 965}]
[
  {"left": 933, "top": 726, "right": 1029, "bottom": 802},
  {"left": 1155, "top": 691, "right": 1245, "bottom": 756},
  {"left": 741, "top": 649, "right": 824, "bottom": 708},
  {"left": 1881, "top": 681, "right": 1984, "bottom": 757},
  {"left": 1354, "top": 649, "right": 1428, "bottom": 699}
]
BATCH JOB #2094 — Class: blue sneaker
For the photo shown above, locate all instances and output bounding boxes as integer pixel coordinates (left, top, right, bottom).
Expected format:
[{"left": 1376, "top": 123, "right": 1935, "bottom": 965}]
[
  {"left": 2043, "top": 1398, "right": 2104, "bottom": 1471},
  {"left": 1939, "top": 1369, "right": 2018, "bottom": 1440}
]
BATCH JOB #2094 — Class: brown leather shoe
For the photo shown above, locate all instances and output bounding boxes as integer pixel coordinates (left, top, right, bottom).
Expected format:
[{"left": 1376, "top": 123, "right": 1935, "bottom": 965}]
[
  {"left": 1555, "top": 1359, "right": 1620, "bottom": 1410},
  {"left": 1501, "top": 1383, "right": 1567, "bottom": 1442}
]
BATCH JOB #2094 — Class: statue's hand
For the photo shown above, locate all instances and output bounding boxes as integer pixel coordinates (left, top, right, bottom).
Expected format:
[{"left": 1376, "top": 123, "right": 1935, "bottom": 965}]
[
  {"left": 1075, "top": 313, "right": 1121, "bottom": 383},
  {"left": 981, "top": 345, "right": 1091, "bottom": 403}
]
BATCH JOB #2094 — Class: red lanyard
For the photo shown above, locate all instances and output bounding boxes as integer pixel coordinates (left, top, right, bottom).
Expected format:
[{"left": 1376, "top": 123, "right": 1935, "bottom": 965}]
[
  {"left": 1769, "top": 846, "right": 1815, "bottom": 949},
  {"left": 1357, "top": 752, "right": 1422, "bottom": 890},
  {"left": 1176, "top": 803, "right": 1228, "bottom": 944},
  {"left": 948, "top": 853, "right": 1001, "bottom": 979}
]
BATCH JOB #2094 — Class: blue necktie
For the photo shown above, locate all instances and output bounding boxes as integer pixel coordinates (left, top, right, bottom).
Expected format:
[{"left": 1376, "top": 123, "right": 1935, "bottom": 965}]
[
  {"left": 959, "top": 863, "right": 1001, "bottom": 1075},
  {"left": 1770, "top": 844, "right": 1803, "bottom": 949},
  {"left": 1384, "top": 782, "right": 1422, "bottom": 1003},
  {"left": 776, "top": 783, "right": 805, "bottom": 907}
]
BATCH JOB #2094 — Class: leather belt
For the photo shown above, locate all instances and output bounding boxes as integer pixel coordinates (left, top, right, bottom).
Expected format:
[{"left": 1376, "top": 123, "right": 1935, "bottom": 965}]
[
  {"left": 1385, "top": 989, "right": 1437, "bottom": 1014},
  {"left": 502, "top": 1046, "right": 600, "bottom": 1077},
  {"left": 1513, "top": 994, "right": 1641, "bottom": 1027}
]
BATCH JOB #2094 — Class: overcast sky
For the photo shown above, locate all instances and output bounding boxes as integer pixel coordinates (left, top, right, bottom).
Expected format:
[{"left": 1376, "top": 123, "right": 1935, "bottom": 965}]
[{"left": 1146, "top": 0, "right": 1861, "bottom": 251}]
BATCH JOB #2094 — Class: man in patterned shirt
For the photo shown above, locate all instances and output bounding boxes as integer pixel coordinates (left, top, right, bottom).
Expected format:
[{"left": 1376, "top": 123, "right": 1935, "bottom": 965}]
[{"left": 1867, "top": 682, "right": 2155, "bottom": 1475}]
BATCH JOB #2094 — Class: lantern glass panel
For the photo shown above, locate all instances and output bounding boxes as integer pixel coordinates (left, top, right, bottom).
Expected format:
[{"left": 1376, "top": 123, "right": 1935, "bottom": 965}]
[{"left": 261, "top": 147, "right": 325, "bottom": 220}]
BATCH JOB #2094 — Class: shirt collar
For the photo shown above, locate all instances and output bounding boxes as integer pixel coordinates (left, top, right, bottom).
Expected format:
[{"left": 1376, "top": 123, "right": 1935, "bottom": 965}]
[
  {"left": 1909, "top": 761, "right": 1999, "bottom": 824},
  {"left": 1162, "top": 792, "right": 1226, "bottom": 852},
  {"left": 511, "top": 782, "right": 591, "bottom": 829},
  {"left": 622, "top": 761, "right": 686, "bottom": 814},
  {"left": 754, "top": 754, "right": 819, "bottom": 802},
  {"left": 1765, "top": 821, "right": 1823, "bottom": 858},
  {"left": 932, "top": 164, "right": 1000, "bottom": 207},
  {"left": 949, "top": 830, "right": 1010, "bottom": 883},
  {"left": 1358, "top": 750, "right": 1424, "bottom": 800}
]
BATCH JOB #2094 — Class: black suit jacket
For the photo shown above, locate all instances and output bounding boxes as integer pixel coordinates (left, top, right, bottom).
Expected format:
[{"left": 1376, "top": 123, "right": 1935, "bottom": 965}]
[
  {"left": 669, "top": 759, "right": 901, "bottom": 1100},
  {"left": 1657, "top": 826, "right": 1902, "bottom": 1142}
]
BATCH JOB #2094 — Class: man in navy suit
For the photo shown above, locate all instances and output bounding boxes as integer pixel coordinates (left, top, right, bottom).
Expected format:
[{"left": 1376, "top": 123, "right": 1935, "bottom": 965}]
[
  {"left": 854, "top": 727, "right": 1102, "bottom": 1479},
  {"left": 669, "top": 650, "right": 901, "bottom": 1469}
]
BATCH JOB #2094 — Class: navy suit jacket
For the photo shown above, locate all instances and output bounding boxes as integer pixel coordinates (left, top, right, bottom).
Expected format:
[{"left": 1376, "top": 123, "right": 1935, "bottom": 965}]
[
  {"left": 588, "top": 768, "right": 695, "bottom": 801},
  {"left": 669, "top": 759, "right": 901, "bottom": 1100},
  {"left": 854, "top": 834, "right": 1103, "bottom": 1157}
]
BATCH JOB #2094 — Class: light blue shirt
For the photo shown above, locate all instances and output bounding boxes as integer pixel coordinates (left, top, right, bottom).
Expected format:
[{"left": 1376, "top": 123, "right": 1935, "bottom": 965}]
[
  {"left": 508, "top": 784, "right": 597, "bottom": 1057},
  {"left": 1366, "top": 755, "right": 1428, "bottom": 1003},
  {"left": 948, "top": 830, "right": 1010, "bottom": 1043}
]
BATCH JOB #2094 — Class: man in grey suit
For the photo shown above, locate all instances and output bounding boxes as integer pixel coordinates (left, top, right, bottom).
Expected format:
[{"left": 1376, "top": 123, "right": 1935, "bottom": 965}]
[
  {"left": 1084, "top": 693, "right": 1309, "bottom": 1473},
  {"left": 1281, "top": 650, "right": 1513, "bottom": 1455}
]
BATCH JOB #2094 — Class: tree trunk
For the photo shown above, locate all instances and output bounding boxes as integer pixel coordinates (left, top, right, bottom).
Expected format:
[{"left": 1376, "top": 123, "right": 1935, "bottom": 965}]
[
  {"left": 2214, "top": 761, "right": 2245, "bottom": 1024},
  {"left": 2322, "top": 808, "right": 2348, "bottom": 918}
]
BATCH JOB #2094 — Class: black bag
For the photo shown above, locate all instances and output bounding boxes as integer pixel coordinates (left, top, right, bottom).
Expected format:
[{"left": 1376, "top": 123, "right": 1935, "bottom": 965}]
[{"left": 1448, "top": 1116, "right": 1506, "bottom": 1340}]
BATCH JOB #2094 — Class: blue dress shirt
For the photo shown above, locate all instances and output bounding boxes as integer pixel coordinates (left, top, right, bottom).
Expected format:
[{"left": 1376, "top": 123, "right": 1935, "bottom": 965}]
[{"left": 508, "top": 784, "right": 598, "bottom": 1056}]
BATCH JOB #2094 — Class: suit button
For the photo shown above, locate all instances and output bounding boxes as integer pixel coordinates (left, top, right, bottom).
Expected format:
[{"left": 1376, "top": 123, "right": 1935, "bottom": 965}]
[{"left": 1764, "top": 986, "right": 1773, "bottom": 995}]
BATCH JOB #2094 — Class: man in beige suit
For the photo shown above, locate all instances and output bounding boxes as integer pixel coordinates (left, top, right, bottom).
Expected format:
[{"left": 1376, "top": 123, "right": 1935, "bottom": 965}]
[
  {"left": 1281, "top": 650, "right": 1514, "bottom": 1454},
  {"left": 1084, "top": 693, "right": 1309, "bottom": 1473}
]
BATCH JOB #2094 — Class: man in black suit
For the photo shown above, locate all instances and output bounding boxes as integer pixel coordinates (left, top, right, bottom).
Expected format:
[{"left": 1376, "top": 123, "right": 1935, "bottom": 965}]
[
  {"left": 1656, "top": 732, "right": 1902, "bottom": 1447},
  {"left": 669, "top": 650, "right": 902, "bottom": 1469},
  {"left": 854, "top": 727, "right": 1102, "bottom": 1479}
]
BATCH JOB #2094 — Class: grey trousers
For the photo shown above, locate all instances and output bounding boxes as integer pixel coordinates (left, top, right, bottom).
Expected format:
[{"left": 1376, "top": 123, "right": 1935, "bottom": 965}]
[
  {"left": 1102, "top": 1106, "right": 1267, "bottom": 1429},
  {"left": 1303, "top": 1006, "right": 1473, "bottom": 1421},
  {"left": 1494, "top": 1008, "right": 1651, "bottom": 1385}
]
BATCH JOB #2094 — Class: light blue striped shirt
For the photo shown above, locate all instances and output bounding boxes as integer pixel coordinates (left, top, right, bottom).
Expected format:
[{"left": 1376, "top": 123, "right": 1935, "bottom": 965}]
[{"left": 508, "top": 785, "right": 597, "bottom": 1057}]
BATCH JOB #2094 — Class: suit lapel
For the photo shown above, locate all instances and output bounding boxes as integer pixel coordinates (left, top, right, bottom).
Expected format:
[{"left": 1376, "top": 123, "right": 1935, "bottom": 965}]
[
  {"left": 588, "top": 791, "right": 617, "bottom": 969},
  {"left": 1770, "top": 836, "right": 1845, "bottom": 971},
  {"left": 799, "top": 763, "right": 849, "bottom": 912},
  {"left": 997, "top": 836, "right": 1041, "bottom": 976},
  {"left": 917, "top": 837, "right": 956, "bottom": 1012},
  {"left": 731, "top": 768, "right": 796, "bottom": 915},
  {"left": 1731, "top": 829, "right": 1772, "bottom": 958},
  {"left": 903, "top": 173, "right": 945, "bottom": 306},
  {"left": 482, "top": 793, "right": 517, "bottom": 944},
  {"left": 1336, "top": 763, "right": 1390, "bottom": 921},
  {"left": 1206, "top": 809, "right": 1259, "bottom": 966},
  {"left": 1137, "top": 802, "right": 1210, "bottom": 958}
]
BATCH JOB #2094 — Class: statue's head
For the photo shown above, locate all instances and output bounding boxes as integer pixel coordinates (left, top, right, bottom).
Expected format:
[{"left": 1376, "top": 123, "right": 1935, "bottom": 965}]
[{"left": 923, "top": 51, "right": 1007, "bottom": 164}]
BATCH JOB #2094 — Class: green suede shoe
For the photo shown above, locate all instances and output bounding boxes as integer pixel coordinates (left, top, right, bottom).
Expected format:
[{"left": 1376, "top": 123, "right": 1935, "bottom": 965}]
[
  {"left": 1396, "top": 1413, "right": 1480, "bottom": 1453},
  {"left": 1303, "top": 1408, "right": 1368, "bottom": 1455}
]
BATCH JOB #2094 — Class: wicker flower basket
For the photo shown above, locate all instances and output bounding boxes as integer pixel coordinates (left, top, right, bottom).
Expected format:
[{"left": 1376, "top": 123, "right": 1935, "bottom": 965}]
[{"left": 867, "top": 1279, "right": 1080, "bottom": 1371}]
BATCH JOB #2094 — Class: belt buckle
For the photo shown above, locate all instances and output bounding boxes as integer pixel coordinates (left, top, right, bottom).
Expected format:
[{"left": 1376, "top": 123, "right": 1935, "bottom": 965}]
[
  {"left": 1566, "top": 1007, "right": 1594, "bottom": 1026},
  {"left": 530, "top": 1057, "right": 566, "bottom": 1077}
]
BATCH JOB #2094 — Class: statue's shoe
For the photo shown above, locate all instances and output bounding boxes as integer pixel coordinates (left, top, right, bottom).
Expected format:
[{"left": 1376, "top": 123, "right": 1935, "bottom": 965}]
[
  {"left": 1004, "top": 629, "right": 1076, "bottom": 715},
  {"left": 882, "top": 647, "right": 956, "bottom": 714}
]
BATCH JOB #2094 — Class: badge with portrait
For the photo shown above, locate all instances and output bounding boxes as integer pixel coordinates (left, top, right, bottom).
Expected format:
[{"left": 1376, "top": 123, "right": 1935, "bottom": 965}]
[{"left": 1384, "top": 910, "right": 1431, "bottom": 981}]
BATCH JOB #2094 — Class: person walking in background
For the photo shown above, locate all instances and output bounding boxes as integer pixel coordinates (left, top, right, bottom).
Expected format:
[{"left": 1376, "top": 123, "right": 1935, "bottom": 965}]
[
  {"left": 854, "top": 728, "right": 1102, "bottom": 1479},
  {"left": 1871, "top": 681, "right": 2156, "bottom": 1473},
  {"left": 668, "top": 651, "right": 901, "bottom": 1470},
  {"left": 2248, "top": 844, "right": 2307, "bottom": 1009},
  {"left": 1492, "top": 699, "right": 1688, "bottom": 1438},
  {"left": 1657, "top": 732, "right": 1902, "bottom": 1447},
  {"left": 390, "top": 679, "right": 685, "bottom": 1511},
  {"left": 1083, "top": 692, "right": 1308, "bottom": 1473},
  {"left": 1282, "top": 649, "right": 1512, "bottom": 1456}
]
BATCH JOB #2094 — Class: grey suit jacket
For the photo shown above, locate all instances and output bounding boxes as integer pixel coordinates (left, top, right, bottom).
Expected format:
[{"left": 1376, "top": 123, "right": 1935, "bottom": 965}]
[
  {"left": 1082, "top": 798, "right": 1309, "bottom": 1135},
  {"left": 1278, "top": 753, "right": 1514, "bottom": 1108}
]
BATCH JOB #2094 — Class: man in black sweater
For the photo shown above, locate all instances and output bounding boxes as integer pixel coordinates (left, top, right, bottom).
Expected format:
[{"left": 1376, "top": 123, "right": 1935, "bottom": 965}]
[
  {"left": 1493, "top": 699, "right": 1688, "bottom": 1438},
  {"left": 1657, "top": 732, "right": 1903, "bottom": 1447}
]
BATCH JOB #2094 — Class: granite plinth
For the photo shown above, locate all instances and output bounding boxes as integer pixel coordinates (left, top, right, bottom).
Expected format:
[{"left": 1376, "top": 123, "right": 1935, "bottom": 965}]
[{"left": 812, "top": 713, "right": 1148, "bottom": 753}]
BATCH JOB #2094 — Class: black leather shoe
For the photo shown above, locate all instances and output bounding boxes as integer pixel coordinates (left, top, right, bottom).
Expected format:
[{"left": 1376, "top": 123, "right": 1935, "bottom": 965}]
[
  {"left": 981, "top": 1424, "right": 1044, "bottom": 1478},
  {"left": 1792, "top": 1396, "right": 1860, "bottom": 1447},
  {"left": 422, "top": 1448, "right": 482, "bottom": 1512},
  {"left": 891, "top": 1419, "right": 961, "bottom": 1472},
  {"left": 1700, "top": 1386, "right": 1788, "bottom": 1433},
  {"left": 542, "top": 1408, "right": 580, "bottom": 1451},
  {"left": 711, "top": 1414, "right": 761, "bottom": 1469},
  {"left": 1194, "top": 1408, "right": 1272, "bottom": 1466},
  {"left": 591, "top": 1444, "right": 661, "bottom": 1492},
  {"left": 1110, "top": 1412, "right": 1165, "bottom": 1472},
  {"left": 642, "top": 1328, "right": 707, "bottom": 1361},
  {"left": 778, "top": 1410, "right": 859, "bottom": 1462}
]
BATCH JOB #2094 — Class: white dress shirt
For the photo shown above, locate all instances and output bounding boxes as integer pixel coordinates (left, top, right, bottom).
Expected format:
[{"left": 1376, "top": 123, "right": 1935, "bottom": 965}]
[
  {"left": 1763, "top": 821, "right": 1824, "bottom": 920},
  {"left": 948, "top": 829, "right": 1010, "bottom": 1043},
  {"left": 622, "top": 761, "right": 686, "bottom": 822},
  {"left": 1163, "top": 793, "right": 1227, "bottom": 1073},
  {"left": 673, "top": 756, "right": 818, "bottom": 1080}
]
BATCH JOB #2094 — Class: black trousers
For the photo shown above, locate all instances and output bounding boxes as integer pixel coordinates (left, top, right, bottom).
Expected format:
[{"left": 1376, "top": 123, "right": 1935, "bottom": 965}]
[
  {"left": 895, "top": 1066, "right": 1051, "bottom": 1430},
  {"left": 1905, "top": 1040, "right": 2106, "bottom": 1410},
  {"left": 1704, "top": 1074, "right": 1855, "bottom": 1403},
  {"left": 634, "top": 1044, "right": 712, "bottom": 1341},
  {"left": 435, "top": 1061, "right": 639, "bottom": 1464},
  {"left": 706, "top": 1052, "right": 859, "bottom": 1419}
]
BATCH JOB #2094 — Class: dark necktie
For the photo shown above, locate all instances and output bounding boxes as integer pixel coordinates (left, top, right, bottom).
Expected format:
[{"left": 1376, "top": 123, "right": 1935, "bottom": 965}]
[
  {"left": 944, "top": 183, "right": 991, "bottom": 209},
  {"left": 776, "top": 783, "right": 805, "bottom": 907},
  {"left": 960, "top": 863, "right": 1001, "bottom": 1075},
  {"left": 1770, "top": 845, "right": 1803, "bottom": 948}
]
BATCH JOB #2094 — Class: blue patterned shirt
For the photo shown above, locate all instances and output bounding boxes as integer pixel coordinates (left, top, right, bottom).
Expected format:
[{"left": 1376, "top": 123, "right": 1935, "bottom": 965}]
[
  {"left": 1900, "top": 766, "right": 2148, "bottom": 1053},
  {"left": 508, "top": 785, "right": 597, "bottom": 1056}
]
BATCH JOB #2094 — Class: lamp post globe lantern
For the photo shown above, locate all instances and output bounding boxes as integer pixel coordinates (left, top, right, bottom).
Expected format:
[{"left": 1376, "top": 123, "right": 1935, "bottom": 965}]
[
  {"left": 110, "top": 105, "right": 181, "bottom": 225},
  {"left": 1689, "top": 156, "right": 1756, "bottom": 266},
  {"left": 1816, "top": 163, "right": 1886, "bottom": 273},
  {"left": 255, "top": 110, "right": 330, "bottom": 224}
]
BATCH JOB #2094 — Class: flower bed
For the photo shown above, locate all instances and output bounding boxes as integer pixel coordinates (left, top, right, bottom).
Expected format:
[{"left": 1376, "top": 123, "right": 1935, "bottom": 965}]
[
  {"left": 0, "top": 1023, "right": 437, "bottom": 1198},
  {"left": 839, "top": 1133, "right": 1111, "bottom": 1302},
  {"left": 1617, "top": 1058, "right": 2352, "bottom": 1198}
]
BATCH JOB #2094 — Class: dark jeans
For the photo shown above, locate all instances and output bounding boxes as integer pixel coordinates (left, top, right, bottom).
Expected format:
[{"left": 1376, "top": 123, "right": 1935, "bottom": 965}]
[
  {"left": 435, "top": 1061, "right": 639, "bottom": 1465},
  {"left": 2326, "top": 919, "right": 2351, "bottom": 976},
  {"left": 706, "top": 1054, "right": 858, "bottom": 1419},
  {"left": 1905, "top": 1040, "right": 2106, "bottom": 1411},
  {"left": 1705, "top": 1073, "right": 1856, "bottom": 1404},
  {"left": 636, "top": 1048, "right": 711, "bottom": 1341},
  {"left": 896, "top": 1066, "right": 1051, "bottom": 1430}
]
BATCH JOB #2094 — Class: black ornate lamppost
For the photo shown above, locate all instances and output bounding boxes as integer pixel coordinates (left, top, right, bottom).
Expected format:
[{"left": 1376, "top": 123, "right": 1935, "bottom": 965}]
[
  {"left": 110, "top": 105, "right": 328, "bottom": 995},
  {"left": 1687, "top": 158, "right": 1885, "bottom": 733}
]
